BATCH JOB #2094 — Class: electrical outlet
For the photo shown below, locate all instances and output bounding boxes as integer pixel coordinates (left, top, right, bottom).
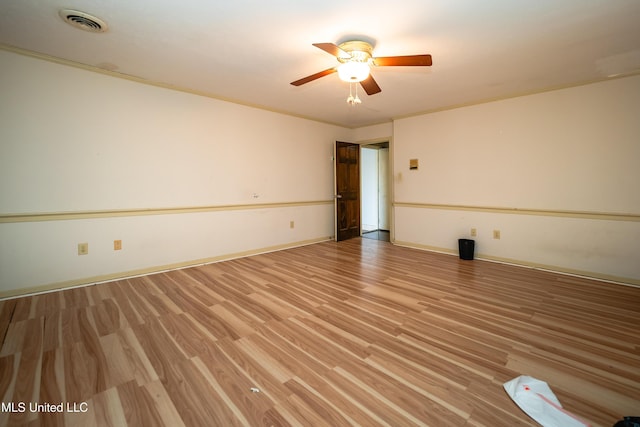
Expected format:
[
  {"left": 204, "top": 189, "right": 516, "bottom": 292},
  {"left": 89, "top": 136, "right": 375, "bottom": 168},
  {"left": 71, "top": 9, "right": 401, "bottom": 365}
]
[
  {"left": 78, "top": 243, "right": 89, "bottom": 255},
  {"left": 114, "top": 240, "right": 122, "bottom": 250},
  {"left": 493, "top": 230, "right": 501, "bottom": 239},
  {"left": 290, "top": 221, "right": 295, "bottom": 229},
  {"left": 470, "top": 228, "right": 477, "bottom": 237}
]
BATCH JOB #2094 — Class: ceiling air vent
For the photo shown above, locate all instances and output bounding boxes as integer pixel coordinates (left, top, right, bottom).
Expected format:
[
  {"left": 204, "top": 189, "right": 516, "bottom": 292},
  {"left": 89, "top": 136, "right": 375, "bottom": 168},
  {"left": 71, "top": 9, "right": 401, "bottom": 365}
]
[{"left": 59, "top": 9, "right": 108, "bottom": 33}]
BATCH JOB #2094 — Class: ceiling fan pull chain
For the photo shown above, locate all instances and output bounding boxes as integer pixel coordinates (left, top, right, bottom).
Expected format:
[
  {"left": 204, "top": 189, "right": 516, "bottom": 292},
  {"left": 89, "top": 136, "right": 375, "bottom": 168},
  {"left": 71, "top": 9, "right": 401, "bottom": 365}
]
[{"left": 347, "top": 82, "right": 355, "bottom": 105}]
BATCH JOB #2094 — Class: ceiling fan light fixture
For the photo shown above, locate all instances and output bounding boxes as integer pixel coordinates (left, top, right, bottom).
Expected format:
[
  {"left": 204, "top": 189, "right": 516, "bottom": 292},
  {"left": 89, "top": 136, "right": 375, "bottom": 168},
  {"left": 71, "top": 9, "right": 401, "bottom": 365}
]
[{"left": 337, "top": 61, "right": 370, "bottom": 83}]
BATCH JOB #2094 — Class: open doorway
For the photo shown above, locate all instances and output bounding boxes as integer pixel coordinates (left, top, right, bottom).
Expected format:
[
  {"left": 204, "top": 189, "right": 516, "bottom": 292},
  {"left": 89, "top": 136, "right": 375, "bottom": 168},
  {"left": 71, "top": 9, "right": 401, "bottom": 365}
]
[{"left": 361, "top": 142, "right": 390, "bottom": 242}]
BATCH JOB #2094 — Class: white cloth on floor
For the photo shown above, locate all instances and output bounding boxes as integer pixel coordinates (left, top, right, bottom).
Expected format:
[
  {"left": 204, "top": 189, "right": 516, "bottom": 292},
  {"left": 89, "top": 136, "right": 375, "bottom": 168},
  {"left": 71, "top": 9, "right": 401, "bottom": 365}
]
[{"left": 503, "top": 375, "right": 590, "bottom": 427}]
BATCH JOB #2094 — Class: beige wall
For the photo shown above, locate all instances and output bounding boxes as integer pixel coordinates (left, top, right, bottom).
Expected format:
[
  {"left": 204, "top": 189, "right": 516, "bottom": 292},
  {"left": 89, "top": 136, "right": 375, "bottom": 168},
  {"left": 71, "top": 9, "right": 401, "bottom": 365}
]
[
  {"left": 392, "top": 75, "right": 640, "bottom": 284},
  {"left": 0, "top": 50, "right": 352, "bottom": 295},
  {"left": 2, "top": 48, "right": 639, "bottom": 296}
]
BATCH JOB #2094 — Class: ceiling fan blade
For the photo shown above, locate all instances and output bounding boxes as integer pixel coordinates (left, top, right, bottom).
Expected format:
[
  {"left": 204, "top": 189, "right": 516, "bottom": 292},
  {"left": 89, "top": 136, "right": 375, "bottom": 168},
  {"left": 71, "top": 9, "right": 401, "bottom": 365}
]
[
  {"left": 360, "top": 74, "right": 382, "bottom": 95},
  {"left": 312, "top": 43, "right": 350, "bottom": 58},
  {"left": 290, "top": 67, "right": 337, "bottom": 86},
  {"left": 373, "top": 54, "right": 432, "bottom": 67}
]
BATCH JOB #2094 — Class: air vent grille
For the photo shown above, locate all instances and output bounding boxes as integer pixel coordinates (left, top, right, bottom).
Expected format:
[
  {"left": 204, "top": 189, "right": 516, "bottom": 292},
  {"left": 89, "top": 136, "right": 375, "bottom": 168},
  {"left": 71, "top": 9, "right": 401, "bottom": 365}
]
[{"left": 59, "top": 9, "right": 108, "bottom": 33}]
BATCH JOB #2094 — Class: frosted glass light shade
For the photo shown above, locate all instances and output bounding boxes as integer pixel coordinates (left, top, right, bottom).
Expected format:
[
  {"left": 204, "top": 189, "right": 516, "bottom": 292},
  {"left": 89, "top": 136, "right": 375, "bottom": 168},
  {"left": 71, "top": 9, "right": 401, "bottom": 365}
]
[{"left": 337, "top": 61, "right": 370, "bottom": 82}]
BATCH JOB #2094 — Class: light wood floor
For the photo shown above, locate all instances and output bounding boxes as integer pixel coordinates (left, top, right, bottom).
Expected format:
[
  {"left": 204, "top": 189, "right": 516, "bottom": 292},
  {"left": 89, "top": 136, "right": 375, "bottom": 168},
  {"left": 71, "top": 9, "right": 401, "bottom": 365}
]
[{"left": 1, "top": 238, "right": 639, "bottom": 427}]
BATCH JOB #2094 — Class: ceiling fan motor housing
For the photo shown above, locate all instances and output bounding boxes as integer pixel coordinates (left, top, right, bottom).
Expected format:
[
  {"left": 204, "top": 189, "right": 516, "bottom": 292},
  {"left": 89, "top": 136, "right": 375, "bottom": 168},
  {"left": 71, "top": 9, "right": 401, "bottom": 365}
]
[{"left": 337, "top": 41, "right": 373, "bottom": 64}]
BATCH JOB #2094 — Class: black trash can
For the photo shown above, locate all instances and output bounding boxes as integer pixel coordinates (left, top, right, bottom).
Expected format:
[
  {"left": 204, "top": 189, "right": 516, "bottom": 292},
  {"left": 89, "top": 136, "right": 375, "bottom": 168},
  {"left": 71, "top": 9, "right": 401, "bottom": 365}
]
[{"left": 458, "top": 239, "right": 475, "bottom": 260}]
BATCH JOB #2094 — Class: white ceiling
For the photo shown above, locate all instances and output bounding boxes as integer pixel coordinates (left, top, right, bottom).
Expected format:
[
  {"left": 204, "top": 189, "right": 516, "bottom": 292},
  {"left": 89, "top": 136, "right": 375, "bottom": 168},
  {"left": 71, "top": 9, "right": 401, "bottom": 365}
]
[{"left": 1, "top": 1, "right": 640, "bottom": 128}]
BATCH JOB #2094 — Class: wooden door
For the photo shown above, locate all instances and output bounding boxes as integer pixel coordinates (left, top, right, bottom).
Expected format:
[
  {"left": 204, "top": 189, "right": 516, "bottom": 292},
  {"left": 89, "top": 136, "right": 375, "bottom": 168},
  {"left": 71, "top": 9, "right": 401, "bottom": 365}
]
[{"left": 335, "top": 141, "right": 360, "bottom": 241}]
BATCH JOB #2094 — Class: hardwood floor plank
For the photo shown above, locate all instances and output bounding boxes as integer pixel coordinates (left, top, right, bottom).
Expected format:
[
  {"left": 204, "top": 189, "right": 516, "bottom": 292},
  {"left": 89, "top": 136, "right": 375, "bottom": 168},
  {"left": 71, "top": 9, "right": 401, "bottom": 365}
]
[
  {"left": 266, "top": 318, "right": 359, "bottom": 369},
  {"left": 193, "top": 349, "right": 275, "bottom": 426},
  {"left": 98, "top": 333, "right": 140, "bottom": 390},
  {"left": 98, "top": 283, "right": 142, "bottom": 328},
  {"left": 141, "top": 380, "right": 186, "bottom": 427},
  {"left": 280, "top": 392, "right": 334, "bottom": 427},
  {"left": 10, "top": 297, "right": 33, "bottom": 323},
  {"left": 0, "top": 238, "right": 637, "bottom": 426},
  {"left": 321, "top": 299, "right": 402, "bottom": 335},
  {"left": 399, "top": 313, "right": 512, "bottom": 363},
  {"left": 234, "top": 337, "right": 295, "bottom": 384},
  {"left": 347, "top": 356, "right": 470, "bottom": 426},
  {"left": 506, "top": 350, "right": 639, "bottom": 414},
  {"left": 551, "top": 387, "right": 621, "bottom": 427},
  {"left": 285, "top": 371, "right": 385, "bottom": 427},
  {"left": 153, "top": 277, "right": 213, "bottom": 315},
  {"left": 88, "top": 300, "right": 123, "bottom": 337},
  {"left": 300, "top": 275, "right": 363, "bottom": 301},
  {"left": 242, "top": 292, "right": 289, "bottom": 321},
  {"left": 8, "top": 317, "right": 44, "bottom": 425},
  {"left": 247, "top": 326, "right": 332, "bottom": 381},
  {"left": 283, "top": 378, "right": 354, "bottom": 426},
  {"left": 60, "top": 287, "right": 91, "bottom": 311},
  {"left": 63, "top": 400, "right": 97, "bottom": 427},
  {"left": 209, "top": 303, "right": 260, "bottom": 338},
  {"left": 310, "top": 305, "right": 396, "bottom": 345},
  {"left": 63, "top": 342, "right": 102, "bottom": 403},
  {"left": 360, "top": 282, "right": 425, "bottom": 313},
  {"left": 0, "top": 300, "right": 17, "bottom": 346},
  {"left": 465, "top": 379, "right": 537, "bottom": 426},
  {"left": 0, "top": 319, "right": 27, "bottom": 358},
  {"left": 117, "top": 380, "right": 165, "bottom": 427},
  {"left": 342, "top": 292, "right": 408, "bottom": 323},
  {"left": 531, "top": 312, "right": 639, "bottom": 347},
  {"left": 363, "top": 354, "right": 472, "bottom": 420},
  {"left": 221, "top": 295, "right": 282, "bottom": 324},
  {"left": 91, "top": 387, "right": 127, "bottom": 427},
  {"left": 116, "top": 328, "right": 158, "bottom": 386},
  {"left": 156, "top": 312, "right": 215, "bottom": 358},
  {"left": 327, "top": 366, "right": 427, "bottom": 427},
  {"left": 42, "top": 312, "right": 63, "bottom": 353},
  {"left": 131, "top": 317, "right": 190, "bottom": 373},
  {"left": 214, "top": 337, "right": 292, "bottom": 401},
  {"left": 0, "top": 354, "right": 20, "bottom": 427},
  {"left": 291, "top": 316, "right": 371, "bottom": 360},
  {"left": 40, "top": 348, "right": 65, "bottom": 409},
  {"left": 185, "top": 268, "right": 249, "bottom": 303},
  {"left": 164, "top": 358, "right": 246, "bottom": 427},
  {"left": 259, "top": 286, "right": 318, "bottom": 317}
]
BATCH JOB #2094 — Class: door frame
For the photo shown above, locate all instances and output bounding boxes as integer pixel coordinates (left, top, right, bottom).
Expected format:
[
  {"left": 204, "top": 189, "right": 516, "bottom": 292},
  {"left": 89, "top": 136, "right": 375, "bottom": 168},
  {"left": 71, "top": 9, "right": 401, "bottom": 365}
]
[
  {"left": 360, "top": 141, "right": 390, "bottom": 234},
  {"left": 334, "top": 138, "right": 393, "bottom": 242}
]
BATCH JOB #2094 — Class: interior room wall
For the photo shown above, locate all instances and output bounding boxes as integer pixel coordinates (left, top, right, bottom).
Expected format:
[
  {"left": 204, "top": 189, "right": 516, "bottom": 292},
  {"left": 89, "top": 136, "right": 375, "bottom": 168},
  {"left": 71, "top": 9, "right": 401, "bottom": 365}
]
[
  {"left": 0, "top": 50, "right": 352, "bottom": 296},
  {"left": 2, "top": 49, "right": 638, "bottom": 295},
  {"left": 393, "top": 75, "right": 640, "bottom": 285},
  {"left": 352, "top": 122, "right": 392, "bottom": 143}
]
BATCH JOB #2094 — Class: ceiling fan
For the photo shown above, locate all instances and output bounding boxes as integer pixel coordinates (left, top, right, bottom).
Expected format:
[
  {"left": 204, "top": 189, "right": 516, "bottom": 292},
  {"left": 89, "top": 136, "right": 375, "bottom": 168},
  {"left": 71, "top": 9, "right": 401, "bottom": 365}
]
[{"left": 290, "top": 40, "right": 432, "bottom": 96}]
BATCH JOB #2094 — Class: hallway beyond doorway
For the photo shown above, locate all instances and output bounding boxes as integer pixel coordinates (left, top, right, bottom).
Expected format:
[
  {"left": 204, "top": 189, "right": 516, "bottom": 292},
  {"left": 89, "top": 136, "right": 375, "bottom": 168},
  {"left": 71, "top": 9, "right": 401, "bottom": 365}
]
[{"left": 362, "top": 229, "right": 390, "bottom": 242}]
